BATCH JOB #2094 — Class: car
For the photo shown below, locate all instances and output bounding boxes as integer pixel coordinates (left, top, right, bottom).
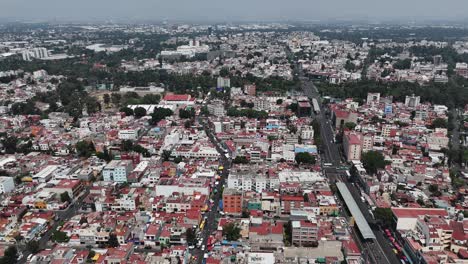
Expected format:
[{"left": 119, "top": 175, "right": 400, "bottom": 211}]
[
  {"left": 188, "top": 245, "right": 195, "bottom": 250},
  {"left": 201, "top": 245, "right": 206, "bottom": 251}
]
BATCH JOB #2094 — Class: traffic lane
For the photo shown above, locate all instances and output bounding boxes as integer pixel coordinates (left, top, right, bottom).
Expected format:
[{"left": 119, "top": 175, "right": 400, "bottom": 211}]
[{"left": 342, "top": 182, "right": 400, "bottom": 264}]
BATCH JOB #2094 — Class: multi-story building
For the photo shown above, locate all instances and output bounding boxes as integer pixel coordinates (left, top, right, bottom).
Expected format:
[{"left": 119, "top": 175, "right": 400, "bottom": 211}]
[
  {"left": 343, "top": 132, "right": 362, "bottom": 161},
  {"left": 118, "top": 129, "right": 139, "bottom": 140},
  {"left": 244, "top": 84, "right": 256, "bottom": 96},
  {"left": 207, "top": 100, "right": 225, "bottom": 117},
  {"left": 291, "top": 219, "right": 319, "bottom": 246},
  {"left": 227, "top": 173, "right": 279, "bottom": 193},
  {"left": 366, "top": 93, "right": 380, "bottom": 106},
  {"left": 300, "top": 126, "right": 314, "bottom": 140},
  {"left": 0, "top": 176, "right": 15, "bottom": 194},
  {"left": 223, "top": 188, "right": 243, "bottom": 215},
  {"left": 102, "top": 160, "right": 133, "bottom": 183},
  {"left": 281, "top": 195, "right": 304, "bottom": 214},
  {"left": 22, "top": 47, "right": 49, "bottom": 61},
  {"left": 362, "top": 134, "right": 374, "bottom": 152},
  {"left": 455, "top": 62, "right": 468, "bottom": 78},
  {"left": 405, "top": 94, "right": 421, "bottom": 108},
  {"left": 217, "top": 77, "right": 230, "bottom": 88}
]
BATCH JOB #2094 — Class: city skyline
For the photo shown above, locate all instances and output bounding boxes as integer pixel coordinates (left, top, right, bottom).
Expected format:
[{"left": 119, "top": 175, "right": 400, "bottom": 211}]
[{"left": 1, "top": 0, "right": 468, "bottom": 23}]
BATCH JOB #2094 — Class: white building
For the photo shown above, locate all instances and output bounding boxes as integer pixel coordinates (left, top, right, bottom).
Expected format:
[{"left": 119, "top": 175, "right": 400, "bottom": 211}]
[
  {"left": 217, "top": 77, "right": 231, "bottom": 88},
  {"left": 208, "top": 100, "right": 225, "bottom": 117},
  {"left": 118, "top": 129, "right": 139, "bottom": 140},
  {"left": 405, "top": 94, "right": 421, "bottom": 108},
  {"left": 0, "top": 176, "right": 14, "bottom": 194},
  {"left": 102, "top": 160, "right": 133, "bottom": 183},
  {"left": 300, "top": 126, "right": 314, "bottom": 140},
  {"left": 22, "top": 48, "right": 49, "bottom": 61}
]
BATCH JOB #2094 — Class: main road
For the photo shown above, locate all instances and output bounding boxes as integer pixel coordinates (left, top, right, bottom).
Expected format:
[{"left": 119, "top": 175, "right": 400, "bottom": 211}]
[
  {"left": 296, "top": 60, "right": 399, "bottom": 264},
  {"left": 189, "top": 117, "right": 231, "bottom": 264}
]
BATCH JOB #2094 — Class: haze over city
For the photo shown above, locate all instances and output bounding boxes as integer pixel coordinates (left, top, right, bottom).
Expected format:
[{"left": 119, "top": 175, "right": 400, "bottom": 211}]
[{"left": 1, "top": 0, "right": 468, "bottom": 22}]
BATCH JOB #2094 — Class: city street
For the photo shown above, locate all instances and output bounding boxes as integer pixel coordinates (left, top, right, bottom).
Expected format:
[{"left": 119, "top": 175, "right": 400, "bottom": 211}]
[
  {"left": 17, "top": 188, "right": 90, "bottom": 264},
  {"left": 298, "top": 67, "right": 400, "bottom": 264},
  {"left": 189, "top": 118, "right": 231, "bottom": 264}
]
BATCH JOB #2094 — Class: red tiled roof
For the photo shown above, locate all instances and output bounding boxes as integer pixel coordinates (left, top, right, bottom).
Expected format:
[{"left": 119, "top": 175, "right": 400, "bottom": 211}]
[
  {"left": 391, "top": 207, "right": 448, "bottom": 219},
  {"left": 163, "top": 94, "right": 191, "bottom": 101}
]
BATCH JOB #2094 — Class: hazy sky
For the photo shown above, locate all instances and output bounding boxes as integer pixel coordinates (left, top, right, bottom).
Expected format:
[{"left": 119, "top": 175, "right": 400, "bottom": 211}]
[{"left": 1, "top": 0, "right": 468, "bottom": 22}]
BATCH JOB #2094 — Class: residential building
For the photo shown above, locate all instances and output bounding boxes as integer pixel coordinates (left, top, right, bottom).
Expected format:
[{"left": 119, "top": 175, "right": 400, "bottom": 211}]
[
  {"left": 343, "top": 132, "right": 362, "bottom": 161},
  {"left": 0, "top": 176, "right": 14, "bottom": 194},
  {"left": 102, "top": 160, "right": 133, "bottom": 183},
  {"left": 223, "top": 188, "right": 243, "bottom": 215},
  {"left": 291, "top": 219, "right": 319, "bottom": 246}
]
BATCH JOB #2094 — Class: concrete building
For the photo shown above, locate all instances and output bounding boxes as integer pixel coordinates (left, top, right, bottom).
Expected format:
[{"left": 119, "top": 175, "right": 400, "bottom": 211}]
[
  {"left": 207, "top": 100, "right": 225, "bottom": 117},
  {"left": 118, "top": 129, "right": 139, "bottom": 140},
  {"left": 217, "top": 77, "right": 230, "bottom": 88},
  {"left": 291, "top": 219, "right": 319, "bottom": 246},
  {"left": 405, "top": 94, "right": 421, "bottom": 108},
  {"left": 102, "top": 160, "right": 133, "bottom": 183},
  {"left": 0, "top": 176, "right": 14, "bottom": 194},
  {"left": 222, "top": 188, "right": 243, "bottom": 215},
  {"left": 366, "top": 93, "right": 380, "bottom": 106},
  {"left": 343, "top": 132, "right": 362, "bottom": 161},
  {"left": 244, "top": 84, "right": 256, "bottom": 96},
  {"left": 22, "top": 47, "right": 49, "bottom": 61}
]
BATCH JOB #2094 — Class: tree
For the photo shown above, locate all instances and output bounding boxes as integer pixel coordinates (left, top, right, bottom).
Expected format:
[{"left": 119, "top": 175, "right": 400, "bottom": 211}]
[
  {"left": 295, "top": 152, "right": 316, "bottom": 165},
  {"left": 141, "top": 94, "right": 160, "bottom": 104},
  {"left": 11, "top": 100, "right": 40, "bottom": 115},
  {"left": 219, "top": 67, "right": 230, "bottom": 77},
  {"left": 186, "top": 228, "right": 196, "bottom": 245},
  {"left": 103, "top": 94, "right": 110, "bottom": 105},
  {"left": 428, "top": 184, "right": 442, "bottom": 197},
  {"left": 107, "top": 233, "right": 119, "bottom": 248},
  {"left": 276, "top": 99, "right": 283, "bottom": 105},
  {"left": 161, "top": 150, "right": 172, "bottom": 161},
  {"left": 430, "top": 118, "right": 448, "bottom": 129},
  {"left": 121, "top": 140, "right": 134, "bottom": 152},
  {"left": 233, "top": 156, "right": 248, "bottom": 164},
  {"left": 0, "top": 246, "right": 18, "bottom": 264},
  {"left": 133, "top": 107, "right": 147, "bottom": 118},
  {"left": 361, "top": 150, "right": 388, "bottom": 175},
  {"left": 287, "top": 103, "right": 298, "bottom": 113},
  {"left": 26, "top": 240, "right": 40, "bottom": 254},
  {"left": 344, "top": 122, "right": 357, "bottom": 130},
  {"left": 2, "top": 136, "right": 18, "bottom": 154},
  {"left": 393, "top": 59, "right": 412, "bottom": 70},
  {"left": 200, "top": 106, "right": 209, "bottom": 116},
  {"left": 179, "top": 108, "right": 195, "bottom": 119},
  {"left": 119, "top": 107, "right": 134, "bottom": 116},
  {"left": 60, "top": 192, "right": 71, "bottom": 203},
  {"left": 344, "top": 60, "right": 356, "bottom": 72},
  {"left": 151, "top": 107, "right": 173, "bottom": 124},
  {"left": 96, "top": 146, "right": 112, "bottom": 162},
  {"left": 184, "top": 120, "right": 192, "bottom": 129},
  {"left": 75, "top": 140, "right": 95, "bottom": 158},
  {"left": 374, "top": 208, "right": 393, "bottom": 226},
  {"left": 111, "top": 93, "right": 122, "bottom": 106},
  {"left": 428, "top": 184, "right": 438, "bottom": 193},
  {"left": 222, "top": 223, "right": 241, "bottom": 241},
  {"left": 283, "top": 221, "right": 292, "bottom": 245},
  {"left": 132, "top": 144, "right": 150, "bottom": 157}
]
